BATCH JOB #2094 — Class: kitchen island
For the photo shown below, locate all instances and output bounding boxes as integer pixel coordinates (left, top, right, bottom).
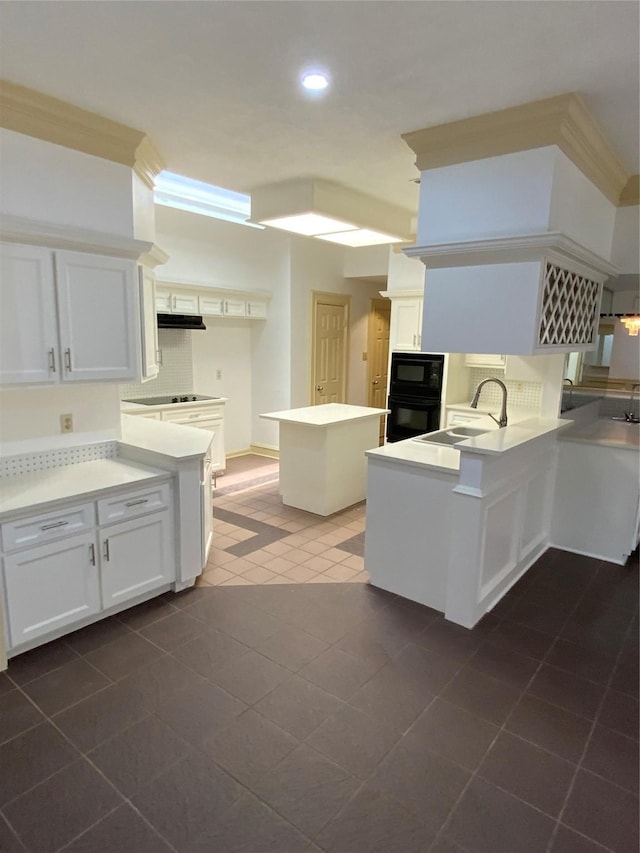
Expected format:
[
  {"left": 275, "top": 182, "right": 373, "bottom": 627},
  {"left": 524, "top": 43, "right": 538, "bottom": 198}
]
[
  {"left": 260, "top": 403, "right": 388, "bottom": 515},
  {"left": 365, "top": 418, "right": 571, "bottom": 628}
]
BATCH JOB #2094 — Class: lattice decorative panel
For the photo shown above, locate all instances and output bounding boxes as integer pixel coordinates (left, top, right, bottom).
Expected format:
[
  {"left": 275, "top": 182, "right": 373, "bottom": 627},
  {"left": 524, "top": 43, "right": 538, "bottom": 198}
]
[
  {"left": 0, "top": 442, "right": 118, "bottom": 479},
  {"left": 538, "top": 263, "right": 600, "bottom": 347}
]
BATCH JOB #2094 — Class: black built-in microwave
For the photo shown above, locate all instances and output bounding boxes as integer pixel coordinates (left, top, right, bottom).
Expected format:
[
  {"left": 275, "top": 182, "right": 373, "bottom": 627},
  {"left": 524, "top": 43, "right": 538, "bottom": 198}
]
[{"left": 389, "top": 352, "right": 444, "bottom": 400}]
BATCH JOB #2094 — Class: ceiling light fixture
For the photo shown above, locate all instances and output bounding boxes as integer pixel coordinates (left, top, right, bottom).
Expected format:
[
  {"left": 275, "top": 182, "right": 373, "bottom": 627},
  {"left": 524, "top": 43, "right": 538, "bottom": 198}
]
[
  {"left": 620, "top": 315, "right": 640, "bottom": 336},
  {"left": 302, "top": 72, "right": 329, "bottom": 91},
  {"left": 250, "top": 178, "right": 412, "bottom": 247},
  {"left": 154, "top": 171, "right": 265, "bottom": 229}
]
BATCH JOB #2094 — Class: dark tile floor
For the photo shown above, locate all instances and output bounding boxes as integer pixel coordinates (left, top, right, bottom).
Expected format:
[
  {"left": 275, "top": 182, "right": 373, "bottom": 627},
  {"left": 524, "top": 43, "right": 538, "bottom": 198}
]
[{"left": 0, "top": 548, "right": 638, "bottom": 853}]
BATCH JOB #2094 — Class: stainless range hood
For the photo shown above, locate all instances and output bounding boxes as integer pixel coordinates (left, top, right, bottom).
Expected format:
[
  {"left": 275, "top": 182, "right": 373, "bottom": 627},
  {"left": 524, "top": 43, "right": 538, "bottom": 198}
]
[{"left": 157, "top": 313, "right": 207, "bottom": 330}]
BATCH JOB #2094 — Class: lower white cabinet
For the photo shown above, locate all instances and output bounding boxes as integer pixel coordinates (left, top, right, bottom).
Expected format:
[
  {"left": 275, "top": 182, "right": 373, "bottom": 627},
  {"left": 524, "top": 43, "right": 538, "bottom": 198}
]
[
  {"left": 1, "top": 480, "right": 175, "bottom": 653},
  {"left": 4, "top": 532, "right": 100, "bottom": 647},
  {"left": 99, "top": 511, "right": 172, "bottom": 607}
]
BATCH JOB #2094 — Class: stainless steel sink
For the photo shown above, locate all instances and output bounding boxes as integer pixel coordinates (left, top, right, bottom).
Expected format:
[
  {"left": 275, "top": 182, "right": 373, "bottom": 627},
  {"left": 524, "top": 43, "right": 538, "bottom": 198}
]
[
  {"left": 413, "top": 426, "right": 490, "bottom": 446},
  {"left": 448, "top": 426, "right": 490, "bottom": 436}
]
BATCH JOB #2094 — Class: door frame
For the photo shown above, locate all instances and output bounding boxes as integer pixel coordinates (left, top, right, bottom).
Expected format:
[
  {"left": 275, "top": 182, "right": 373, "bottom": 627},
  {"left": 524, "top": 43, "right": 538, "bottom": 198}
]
[
  {"left": 366, "top": 296, "right": 391, "bottom": 407},
  {"left": 309, "top": 291, "right": 350, "bottom": 405}
]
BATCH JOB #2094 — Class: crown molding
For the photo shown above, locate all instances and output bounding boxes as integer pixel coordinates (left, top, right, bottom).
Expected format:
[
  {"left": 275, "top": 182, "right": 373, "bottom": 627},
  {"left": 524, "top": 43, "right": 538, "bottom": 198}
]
[
  {"left": 0, "top": 80, "right": 165, "bottom": 188},
  {"left": 138, "top": 244, "right": 170, "bottom": 269},
  {"left": 402, "top": 94, "right": 629, "bottom": 206},
  {"left": 0, "top": 214, "right": 157, "bottom": 260},
  {"left": 403, "top": 232, "right": 618, "bottom": 281},
  {"left": 619, "top": 174, "right": 640, "bottom": 206},
  {"left": 378, "top": 289, "right": 423, "bottom": 299}
]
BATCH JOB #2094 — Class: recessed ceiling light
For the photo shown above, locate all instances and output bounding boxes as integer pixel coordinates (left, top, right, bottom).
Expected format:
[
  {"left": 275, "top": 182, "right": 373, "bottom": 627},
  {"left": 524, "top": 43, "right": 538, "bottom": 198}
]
[{"left": 302, "top": 72, "right": 329, "bottom": 91}]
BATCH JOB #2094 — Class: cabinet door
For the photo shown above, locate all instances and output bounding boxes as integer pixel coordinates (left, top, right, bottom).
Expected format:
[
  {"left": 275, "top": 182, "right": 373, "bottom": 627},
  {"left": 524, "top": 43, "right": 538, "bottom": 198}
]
[
  {"left": 223, "top": 297, "right": 246, "bottom": 318},
  {"left": 0, "top": 243, "right": 59, "bottom": 385},
  {"left": 3, "top": 532, "right": 100, "bottom": 648},
  {"left": 55, "top": 251, "right": 138, "bottom": 382},
  {"left": 201, "top": 453, "right": 213, "bottom": 565},
  {"left": 139, "top": 267, "right": 160, "bottom": 382},
  {"left": 390, "top": 298, "right": 422, "bottom": 351},
  {"left": 246, "top": 299, "right": 267, "bottom": 319},
  {"left": 464, "top": 353, "right": 506, "bottom": 368},
  {"left": 172, "top": 293, "right": 199, "bottom": 314},
  {"left": 99, "top": 511, "right": 172, "bottom": 607},
  {"left": 199, "top": 295, "right": 225, "bottom": 316},
  {"left": 155, "top": 289, "right": 172, "bottom": 313}
]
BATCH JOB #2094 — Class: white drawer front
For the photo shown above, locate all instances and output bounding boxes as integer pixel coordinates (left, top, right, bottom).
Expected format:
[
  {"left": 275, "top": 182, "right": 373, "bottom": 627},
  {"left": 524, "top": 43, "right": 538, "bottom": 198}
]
[
  {"left": 97, "top": 482, "right": 171, "bottom": 526},
  {"left": 2, "top": 502, "right": 95, "bottom": 553},
  {"left": 161, "top": 406, "right": 223, "bottom": 425}
]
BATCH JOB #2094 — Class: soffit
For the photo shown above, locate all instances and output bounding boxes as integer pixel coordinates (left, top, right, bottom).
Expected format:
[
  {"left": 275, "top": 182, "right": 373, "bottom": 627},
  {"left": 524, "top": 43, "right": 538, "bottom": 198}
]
[{"left": 0, "top": 1, "right": 638, "bottom": 212}]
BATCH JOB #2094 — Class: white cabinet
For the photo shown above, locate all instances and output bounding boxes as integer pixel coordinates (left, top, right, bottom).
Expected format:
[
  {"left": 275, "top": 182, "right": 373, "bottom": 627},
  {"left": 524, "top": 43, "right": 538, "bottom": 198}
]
[
  {"left": 156, "top": 282, "right": 269, "bottom": 321},
  {"left": 162, "top": 405, "right": 226, "bottom": 473},
  {"left": 223, "top": 297, "right": 246, "bottom": 318},
  {"left": 201, "top": 452, "right": 214, "bottom": 565},
  {"left": 155, "top": 288, "right": 172, "bottom": 313},
  {"left": 198, "top": 294, "right": 225, "bottom": 317},
  {"left": 1, "top": 479, "right": 175, "bottom": 653},
  {"left": 139, "top": 267, "right": 160, "bottom": 381},
  {"left": 446, "top": 410, "right": 494, "bottom": 429},
  {"left": 3, "top": 532, "right": 100, "bottom": 647},
  {"left": 246, "top": 298, "right": 268, "bottom": 319},
  {"left": 171, "top": 292, "right": 199, "bottom": 314},
  {"left": 464, "top": 353, "right": 506, "bottom": 369},
  {"left": 0, "top": 243, "right": 138, "bottom": 385},
  {"left": 390, "top": 297, "right": 423, "bottom": 351},
  {"left": 99, "top": 511, "right": 172, "bottom": 608}
]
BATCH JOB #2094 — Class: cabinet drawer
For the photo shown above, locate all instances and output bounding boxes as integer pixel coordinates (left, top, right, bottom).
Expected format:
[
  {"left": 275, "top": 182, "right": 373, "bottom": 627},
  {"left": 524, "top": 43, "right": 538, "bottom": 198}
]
[
  {"left": 97, "top": 482, "right": 171, "bottom": 526},
  {"left": 161, "top": 406, "right": 223, "bottom": 425},
  {"left": 2, "top": 503, "right": 95, "bottom": 553}
]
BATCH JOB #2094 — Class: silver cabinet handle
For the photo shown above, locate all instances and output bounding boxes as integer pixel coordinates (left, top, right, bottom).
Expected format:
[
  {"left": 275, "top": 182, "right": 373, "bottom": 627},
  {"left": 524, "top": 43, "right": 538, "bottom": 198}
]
[
  {"left": 41, "top": 520, "right": 69, "bottom": 531},
  {"left": 48, "top": 348, "right": 56, "bottom": 373},
  {"left": 125, "top": 498, "right": 149, "bottom": 507},
  {"left": 247, "top": 303, "right": 251, "bottom": 316},
  {"left": 89, "top": 543, "right": 96, "bottom": 566},
  {"left": 103, "top": 539, "right": 110, "bottom": 561},
  {"left": 173, "top": 296, "right": 177, "bottom": 310},
  {"left": 64, "top": 348, "right": 72, "bottom": 371}
]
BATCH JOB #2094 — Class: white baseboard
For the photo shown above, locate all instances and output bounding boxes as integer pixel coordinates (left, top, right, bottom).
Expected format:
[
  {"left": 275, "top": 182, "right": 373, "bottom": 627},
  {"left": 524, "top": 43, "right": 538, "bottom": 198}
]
[{"left": 226, "top": 445, "right": 279, "bottom": 460}]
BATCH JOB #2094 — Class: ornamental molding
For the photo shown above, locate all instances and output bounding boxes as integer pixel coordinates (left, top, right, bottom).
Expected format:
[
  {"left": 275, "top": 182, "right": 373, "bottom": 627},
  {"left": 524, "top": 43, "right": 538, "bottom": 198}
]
[
  {"left": 403, "top": 232, "right": 618, "bottom": 281},
  {"left": 0, "top": 214, "right": 164, "bottom": 261},
  {"left": 0, "top": 80, "right": 164, "bottom": 188},
  {"left": 402, "top": 94, "right": 629, "bottom": 206}
]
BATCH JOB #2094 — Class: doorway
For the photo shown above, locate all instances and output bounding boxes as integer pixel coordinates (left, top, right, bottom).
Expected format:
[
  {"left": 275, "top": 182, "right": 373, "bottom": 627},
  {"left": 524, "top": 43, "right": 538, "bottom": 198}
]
[
  {"left": 310, "top": 292, "right": 350, "bottom": 404},
  {"left": 367, "top": 297, "right": 391, "bottom": 444}
]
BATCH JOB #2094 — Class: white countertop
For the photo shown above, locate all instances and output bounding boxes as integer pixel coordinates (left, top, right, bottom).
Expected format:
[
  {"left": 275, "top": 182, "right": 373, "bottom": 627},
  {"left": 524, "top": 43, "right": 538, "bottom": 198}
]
[
  {"left": 119, "top": 414, "right": 214, "bottom": 460},
  {"left": 559, "top": 418, "right": 640, "bottom": 451},
  {"left": 260, "top": 403, "right": 389, "bottom": 426},
  {"left": 121, "top": 397, "right": 228, "bottom": 413},
  {"left": 0, "top": 458, "right": 170, "bottom": 521},
  {"left": 455, "top": 418, "right": 571, "bottom": 456},
  {"left": 366, "top": 439, "right": 460, "bottom": 475}
]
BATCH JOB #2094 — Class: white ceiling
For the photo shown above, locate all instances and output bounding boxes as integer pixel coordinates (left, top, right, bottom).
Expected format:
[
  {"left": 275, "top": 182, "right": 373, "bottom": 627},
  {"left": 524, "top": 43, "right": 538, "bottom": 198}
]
[{"left": 1, "top": 1, "right": 638, "bottom": 214}]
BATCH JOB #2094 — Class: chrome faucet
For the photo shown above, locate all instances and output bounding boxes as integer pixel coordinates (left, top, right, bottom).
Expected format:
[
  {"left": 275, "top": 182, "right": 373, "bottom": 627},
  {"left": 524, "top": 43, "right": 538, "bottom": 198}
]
[
  {"left": 563, "top": 377, "right": 574, "bottom": 411},
  {"left": 471, "top": 378, "right": 508, "bottom": 428},
  {"left": 624, "top": 384, "right": 640, "bottom": 423}
]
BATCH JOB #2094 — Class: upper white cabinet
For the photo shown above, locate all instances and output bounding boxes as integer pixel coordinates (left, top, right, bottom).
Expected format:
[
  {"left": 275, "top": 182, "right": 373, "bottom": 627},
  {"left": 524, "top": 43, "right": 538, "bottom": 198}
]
[
  {"left": 156, "top": 282, "right": 270, "bottom": 321},
  {"left": 383, "top": 291, "right": 423, "bottom": 352},
  {"left": 464, "top": 353, "right": 506, "bottom": 369},
  {"left": 139, "top": 266, "right": 160, "bottom": 382},
  {"left": 1, "top": 243, "right": 139, "bottom": 386}
]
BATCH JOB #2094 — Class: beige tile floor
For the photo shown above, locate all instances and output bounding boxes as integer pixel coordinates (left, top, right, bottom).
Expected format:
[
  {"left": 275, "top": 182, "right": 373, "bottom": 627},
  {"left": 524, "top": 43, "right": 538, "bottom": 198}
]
[{"left": 199, "top": 454, "right": 368, "bottom": 587}]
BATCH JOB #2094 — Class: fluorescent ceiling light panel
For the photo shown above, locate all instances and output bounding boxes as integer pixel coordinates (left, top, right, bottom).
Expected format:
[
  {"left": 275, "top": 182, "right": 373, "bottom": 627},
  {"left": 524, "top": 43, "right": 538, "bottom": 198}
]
[
  {"left": 154, "top": 171, "right": 264, "bottom": 228},
  {"left": 316, "top": 228, "right": 405, "bottom": 247},
  {"left": 259, "top": 213, "right": 358, "bottom": 236}
]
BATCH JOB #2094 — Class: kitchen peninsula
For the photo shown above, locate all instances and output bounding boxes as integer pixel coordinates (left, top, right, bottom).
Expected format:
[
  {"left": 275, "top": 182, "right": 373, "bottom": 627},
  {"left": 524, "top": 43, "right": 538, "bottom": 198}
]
[
  {"left": 364, "top": 418, "right": 571, "bottom": 628},
  {"left": 260, "top": 403, "right": 388, "bottom": 515}
]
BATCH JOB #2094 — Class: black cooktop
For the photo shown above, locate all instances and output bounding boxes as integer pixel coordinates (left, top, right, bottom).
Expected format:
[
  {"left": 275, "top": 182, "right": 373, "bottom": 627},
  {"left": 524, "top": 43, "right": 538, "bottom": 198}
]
[{"left": 124, "top": 395, "right": 219, "bottom": 406}]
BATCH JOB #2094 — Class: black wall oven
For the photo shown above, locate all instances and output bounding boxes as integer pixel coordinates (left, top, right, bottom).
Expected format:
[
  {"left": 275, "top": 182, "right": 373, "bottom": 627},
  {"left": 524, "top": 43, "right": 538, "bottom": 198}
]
[{"left": 386, "top": 352, "right": 445, "bottom": 443}]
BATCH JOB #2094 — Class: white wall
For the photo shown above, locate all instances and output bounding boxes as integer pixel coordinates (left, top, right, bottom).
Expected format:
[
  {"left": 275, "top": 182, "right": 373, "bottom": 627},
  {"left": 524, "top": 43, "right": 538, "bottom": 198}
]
[
  {"left": 0, "top": 385, "right": 122, "bottom": 455},
  {"left": 611, "top": 205, "right": 640, "bottom": 273},
  {"left": 609, "top": 319, "right": 640, "bottom": 380},
  {"left": 155, "top": 205, "right": 292, "bottom": 450},
  {"left": 289, "top": 238, "right": 383, "bottom": 410},
  {"left": 387, "top": 248, "right": 425, "bottom": 292}
]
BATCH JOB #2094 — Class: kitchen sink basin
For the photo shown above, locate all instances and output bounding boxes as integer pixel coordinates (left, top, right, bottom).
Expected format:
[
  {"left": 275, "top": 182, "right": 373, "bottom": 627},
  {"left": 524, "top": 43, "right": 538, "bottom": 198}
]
[{"left": 413, "top": 426, "right": 490, "bottom": 446}]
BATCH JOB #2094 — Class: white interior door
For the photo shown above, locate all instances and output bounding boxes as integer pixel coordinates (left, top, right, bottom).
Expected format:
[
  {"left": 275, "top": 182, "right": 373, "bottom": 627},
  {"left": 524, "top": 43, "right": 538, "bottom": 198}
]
[{"left": 312, "top": 296, "right": 349, "bottom": 404}]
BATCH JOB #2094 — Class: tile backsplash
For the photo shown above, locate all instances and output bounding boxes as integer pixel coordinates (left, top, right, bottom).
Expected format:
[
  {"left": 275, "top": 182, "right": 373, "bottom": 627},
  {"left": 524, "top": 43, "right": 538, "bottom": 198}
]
[
  {"left": 468, "top": 368, "right": 543, "bottom": 411},
  {"left": 0, "top": 442, "right": 118, "bottom": 478},
  {"left": 120, "top": 328, "right": 194, "bottom": 400}
]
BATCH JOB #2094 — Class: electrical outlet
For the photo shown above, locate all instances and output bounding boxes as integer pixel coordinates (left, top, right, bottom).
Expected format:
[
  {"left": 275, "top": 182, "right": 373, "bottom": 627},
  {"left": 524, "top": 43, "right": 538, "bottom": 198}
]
[
  {"left": 216, "top": 369, "right": 222, "bottom": 380},
  {"left": 60, "top": 413, "right": 73, "bottom": 433},
  {"left": 516, "top": 382, "right": 523, "bottom": 392}
]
